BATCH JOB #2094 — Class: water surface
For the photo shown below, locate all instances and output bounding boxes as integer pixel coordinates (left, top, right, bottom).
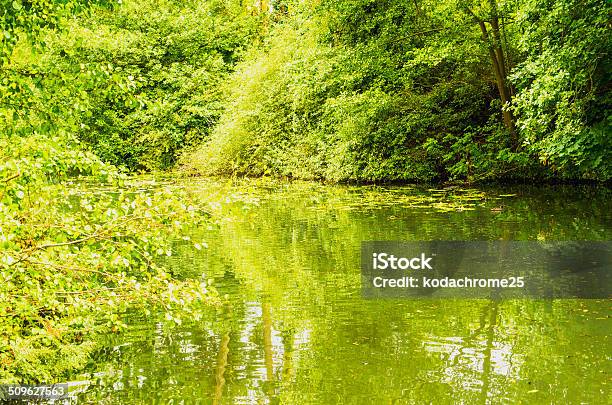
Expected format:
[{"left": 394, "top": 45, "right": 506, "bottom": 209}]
[{"left": 73, "top": 180, "right": 611, "bottom": 404}]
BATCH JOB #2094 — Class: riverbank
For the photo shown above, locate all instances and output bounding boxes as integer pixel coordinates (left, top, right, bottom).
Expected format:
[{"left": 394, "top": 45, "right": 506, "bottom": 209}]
[{"left": 178, "top": 170, "right": 612, "bottom": 188}]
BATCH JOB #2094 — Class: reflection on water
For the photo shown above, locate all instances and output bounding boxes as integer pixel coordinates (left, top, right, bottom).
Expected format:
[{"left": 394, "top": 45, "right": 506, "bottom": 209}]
[
  {"left": 71, "top": 180, "right": 611, "bottom": 404},
  {"left": 423, "top": 302, "right": 523, "bottom": 404}
]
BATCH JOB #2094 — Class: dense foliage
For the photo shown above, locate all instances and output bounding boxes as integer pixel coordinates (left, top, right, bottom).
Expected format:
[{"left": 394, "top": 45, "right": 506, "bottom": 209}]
[
  {"left": 8, "top": 0, "right": 606, "bottom": 181},
  {"left": 511, "top": 0, "right": 611, "bottom": 179},
  {"left": 0, "top": 141, "right": 219, "bottom": 382},
  {"left": 55, "top": 0, "right": 261, "bottom": 170},
  {"left": 0, "top": 0, "right": 221, "bottom": 382},
  {"left": 186, "top": 0, "right": 610, "bottom": 182}
]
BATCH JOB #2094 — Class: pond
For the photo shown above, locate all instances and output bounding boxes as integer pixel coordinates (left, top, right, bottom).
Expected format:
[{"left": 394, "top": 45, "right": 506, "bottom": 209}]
[{"left": 70, "top": 179, "right": 611, "bottom": 404}]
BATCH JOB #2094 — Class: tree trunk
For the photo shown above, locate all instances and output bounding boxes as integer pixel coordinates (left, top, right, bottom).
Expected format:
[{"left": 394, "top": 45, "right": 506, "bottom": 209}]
[
  {"left": 478, "top": 21, "right": 516, "bottom": 141},
  {"left": 466, "top": 3, "right": 517, "bottom": 148}
]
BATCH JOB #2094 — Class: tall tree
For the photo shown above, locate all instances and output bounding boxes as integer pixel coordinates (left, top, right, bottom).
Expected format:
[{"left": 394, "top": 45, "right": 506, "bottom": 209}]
[{"left": 464, "top": 0, "right": 517, "bottom": 145}]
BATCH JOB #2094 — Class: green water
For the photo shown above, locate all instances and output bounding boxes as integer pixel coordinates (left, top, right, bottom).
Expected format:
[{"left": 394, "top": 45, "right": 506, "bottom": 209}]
[{"left": 74, "top": 180, "right": 611, "bottom": 404}]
